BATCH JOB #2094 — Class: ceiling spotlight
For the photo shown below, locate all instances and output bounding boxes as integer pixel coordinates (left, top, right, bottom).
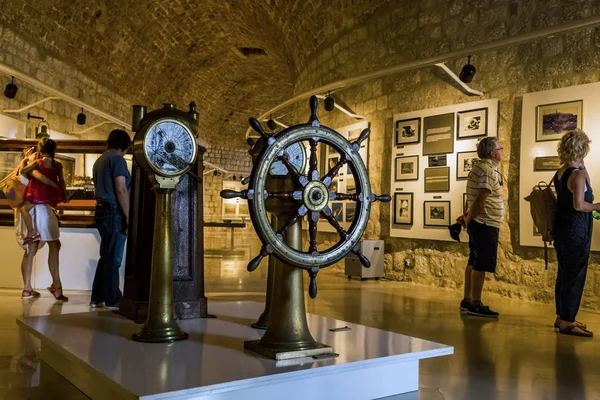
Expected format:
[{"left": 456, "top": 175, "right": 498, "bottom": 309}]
[
  {"left": 213, "top": 170, "right": 218, "bottom": 176},
  {"left": 324, "top": 90, "right": 335, "bottom": 112},
  {"left": 266, "top": 115, "right": 277, "bottom": 131},
  {"left": 459, "top": 55, "right": 476, "bottom": 83},
  {"left": 77, "top": 108, "right": 87, "bottom": 125},
  {"left": 4, "top": 76, "right": 18, "bottom": 99}
]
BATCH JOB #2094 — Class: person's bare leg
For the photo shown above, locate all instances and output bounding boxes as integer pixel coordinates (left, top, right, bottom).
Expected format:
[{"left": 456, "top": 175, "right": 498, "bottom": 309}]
[
  {"left": 20, "top": 202, "right": 37, "bottom": 238},
  {"left": 463, "top": 265, "right": 473, "bottom": 300},
  {"left": 471, "top": 270, "right": 486, "bottom": 303},
  {"left": 21, "top": 242, "right": 39, "bottom": 292},
  {"left": 47, "top": 240, "right": 64, "bottom": 297}
]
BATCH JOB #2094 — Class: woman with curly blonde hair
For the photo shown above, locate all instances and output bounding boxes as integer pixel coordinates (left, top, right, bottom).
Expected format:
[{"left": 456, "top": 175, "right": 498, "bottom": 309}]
[{"left": 553, "top": 129, "right": 597, "bottom": 337}]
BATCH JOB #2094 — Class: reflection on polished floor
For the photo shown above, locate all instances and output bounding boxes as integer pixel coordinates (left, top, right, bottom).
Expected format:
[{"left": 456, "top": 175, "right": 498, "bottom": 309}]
[{"left": 1, "top": 235, "right": 599, "bottom": 399}]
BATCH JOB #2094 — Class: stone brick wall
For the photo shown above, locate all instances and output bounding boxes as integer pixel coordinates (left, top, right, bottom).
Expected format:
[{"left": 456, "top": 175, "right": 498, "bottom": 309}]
[
  {"left": 293, "top": 2, "right": 600, "bottom": 310},
  {"left": 0, "top": 24, "right": 131, "bottom": 141}
]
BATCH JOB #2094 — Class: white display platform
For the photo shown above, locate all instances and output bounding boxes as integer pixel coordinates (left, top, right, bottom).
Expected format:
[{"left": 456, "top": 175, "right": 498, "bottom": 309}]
[{"left": 17, "top": 301, "right": 453, "bottom": 400}]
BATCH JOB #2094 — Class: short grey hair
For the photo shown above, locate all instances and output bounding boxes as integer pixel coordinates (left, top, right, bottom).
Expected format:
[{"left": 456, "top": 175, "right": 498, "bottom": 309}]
[{"left": 477, "top": 137, "right": 498, "bottom": 159}]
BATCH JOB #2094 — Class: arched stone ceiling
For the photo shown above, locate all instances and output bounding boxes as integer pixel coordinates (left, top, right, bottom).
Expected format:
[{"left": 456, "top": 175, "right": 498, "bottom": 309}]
[{"left": 0, "top": 0, "right": 394, "bottom": 147}]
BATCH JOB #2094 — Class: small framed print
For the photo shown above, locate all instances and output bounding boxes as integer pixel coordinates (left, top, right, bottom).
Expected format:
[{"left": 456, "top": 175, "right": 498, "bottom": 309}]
[
  {"left": 534, "top": 156, "right": 561, "bottom": 171},
  {"left": 393, "top": 192, "right": 413, "bottom": 225},
  {"left": 395, "top": 118, "right": 421, "bottom": 146},
  {"left": 424, "top": 167, "right": 450, "bottom": 192},
  {"left": 424, "top": 201, "right": 451, "bottom": 227},
  {"left": 457, "top": 108, "right": 488, "bottom": 139},
  {"left": 428, "top": 154, "right": 447, "bottom": 167},
  {"left": 394, "top": 155, "right": 419, "bottom": 181},
  {"left": 536, "top": 100, "right": 583, "bottom": 142},
  {"left": 331, "top": 202, "right": 344, "bottom": 222},
  {"left": 456, "top": 151, "right": 480, "bottom": 180}
]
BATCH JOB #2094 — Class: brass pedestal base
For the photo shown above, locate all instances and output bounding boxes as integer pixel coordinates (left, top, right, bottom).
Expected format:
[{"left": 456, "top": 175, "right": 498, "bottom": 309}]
[
  {"left": 244, "top": 340, "right": 333, "bottom": 361},
  {"left": 131, "top": 327, "right": 189, "bottom": 343}
]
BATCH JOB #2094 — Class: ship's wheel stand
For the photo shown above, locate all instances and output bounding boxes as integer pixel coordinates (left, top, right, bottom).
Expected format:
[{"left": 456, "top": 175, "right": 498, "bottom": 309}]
[{"left": 221, "top": 96, "right": 390, "bottom": 359}]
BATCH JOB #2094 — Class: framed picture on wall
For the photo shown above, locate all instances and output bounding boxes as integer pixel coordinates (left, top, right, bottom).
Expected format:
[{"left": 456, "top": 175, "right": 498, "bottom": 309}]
[
  {"left": 423, "top": 113, "right": 455, "bottom": 155},
  {"left": 428, "top": 154, "right": 447, "bottom": 167},
  {"left": 395, "top": 118, "right": 421, "bottom": 146},
  {"left": 457, "top": 108, "right": 488, "bottom": 139},
  {"left": 393, "top": 192, "right": 413, "bottom": 225},
  {"left": 536, "top": 100, "right": 583, "bottom": 142},
  {"left": 424, "top": 201, "right": 451, "bottom": 227},
  {"left": 456, "top": 151, "right": 480, "bottom": 179},
  {"left": 331, "top": 202, "right": 344, "bottom": 222},
  {"left": 394, "top": 155, "right": 419, "bottom": 181},
  {"left": 534, "top": 156, "right": 561, "bottom": 171},
  {"left": 424, "top": 167, "right": 450, "bottom": 192}
]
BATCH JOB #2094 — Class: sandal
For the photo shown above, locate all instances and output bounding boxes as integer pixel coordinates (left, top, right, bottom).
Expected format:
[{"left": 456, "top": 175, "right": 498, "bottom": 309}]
[
  {"left": 21, "top": 289, "right": 41, "bottom": 299},
  {"left": 554, "top": 318, "right": 587, "bottom": 329},
  {"left": 47, "top": 285, "right": 68, "bottom": 302},
  {"left": 559, "top": 324, "right": 593, "bottom": 337},
  {"left": 23, "top": 233, "right": 41, "bottom": 245}
]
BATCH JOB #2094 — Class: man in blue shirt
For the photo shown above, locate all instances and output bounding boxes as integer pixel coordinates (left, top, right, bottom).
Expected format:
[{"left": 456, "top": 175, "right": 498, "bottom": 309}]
[{"left": 91, "top": 129, "right": 131, "bottom": 309}]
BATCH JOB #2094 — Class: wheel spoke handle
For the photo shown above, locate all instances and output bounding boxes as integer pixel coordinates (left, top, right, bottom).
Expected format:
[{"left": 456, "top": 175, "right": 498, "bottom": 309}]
[
  {"left": 308, "top": 270, "right": 319, "bottom": 299},
  {"left": 220, "top": 189, "right": 248, "bottom": 199},
  {"left": 249, "top": 117, "right": 269, "bottom": 141},
  {"left": 352, "top": 248, "right": 371, "bottom": 268},
  {"left": 277, "top": 213, "right": 301, "bottom": 237},
  {"left": 353, "top": 128, "right": 371, "bottom": 147},
  {"left": 308, "top": 95, "right": 319, "bottom": 125},
  {"left": 247, "top": 245, "right": 271, "bottom": 272},
  {"left": 371, "top": 194, "right": 391, "bottom": 203}
]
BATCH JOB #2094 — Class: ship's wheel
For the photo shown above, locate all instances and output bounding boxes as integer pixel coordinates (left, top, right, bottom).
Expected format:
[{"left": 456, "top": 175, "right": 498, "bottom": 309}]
[{"left": 221, "top": 96, "right": 390, "bottom": 298}]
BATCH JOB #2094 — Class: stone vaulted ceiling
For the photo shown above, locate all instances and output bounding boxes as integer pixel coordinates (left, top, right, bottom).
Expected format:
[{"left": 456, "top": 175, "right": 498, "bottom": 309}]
[{"left": 1, "top": 0, "right": 393, "bottom": 147}]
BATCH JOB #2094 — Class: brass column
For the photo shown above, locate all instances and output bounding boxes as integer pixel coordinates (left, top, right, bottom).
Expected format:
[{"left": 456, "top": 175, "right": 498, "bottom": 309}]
[
  {"left": 132, "top": 188, "right": 188, "bottom": 343},
  {"left": 251, "top": 214, "right": 277, "bottom": 330}
]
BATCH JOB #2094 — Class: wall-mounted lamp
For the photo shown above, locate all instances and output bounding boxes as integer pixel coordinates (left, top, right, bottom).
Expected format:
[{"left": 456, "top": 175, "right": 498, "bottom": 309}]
[
  {"left": 232, "top": 174, "right": 237, "bottom": 181},
  {"left": 266, "top": 114, "right": 277, "bottom": 131},
  {"left": 77, "top": 108, "right": 87, "bottom": 125},
  {"left": 459, "top": 56, "right": 476, "bottom": 83},
  {"left": 4, "top": 76, "right": 18, "bottom": 99},
  {"left": 27, "top": 113, "right": 50, "bottom": 139},
  {"left": 324, "top": 90, "right": 335, "bottom": 112}
]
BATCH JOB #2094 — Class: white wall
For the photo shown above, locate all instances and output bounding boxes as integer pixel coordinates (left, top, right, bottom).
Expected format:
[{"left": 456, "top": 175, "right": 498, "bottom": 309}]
[{"left": 0, "top": 226, "right": 125, "bottom": 291}]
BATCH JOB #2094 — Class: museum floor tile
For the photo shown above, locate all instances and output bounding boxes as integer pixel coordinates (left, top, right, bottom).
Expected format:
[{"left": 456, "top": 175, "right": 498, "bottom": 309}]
[{"left": 1, "top": 248, "right": 599, "bottom": 399}]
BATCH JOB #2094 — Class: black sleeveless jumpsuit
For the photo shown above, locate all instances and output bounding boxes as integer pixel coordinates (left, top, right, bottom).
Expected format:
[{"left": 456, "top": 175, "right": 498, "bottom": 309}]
[{"left": 553, "top": 167, "right": 593, "bottom": 322}]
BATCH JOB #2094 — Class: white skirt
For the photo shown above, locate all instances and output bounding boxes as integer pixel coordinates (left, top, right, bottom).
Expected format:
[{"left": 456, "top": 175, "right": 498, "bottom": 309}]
[{"left": 15, "top": 204, "right": 60, "bottom": 246}]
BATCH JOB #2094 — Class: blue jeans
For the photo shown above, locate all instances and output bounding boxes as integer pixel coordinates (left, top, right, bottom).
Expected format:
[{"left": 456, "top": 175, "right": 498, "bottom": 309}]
[{"left": 92, "top": 203, "right": 126, "bottom": 306}]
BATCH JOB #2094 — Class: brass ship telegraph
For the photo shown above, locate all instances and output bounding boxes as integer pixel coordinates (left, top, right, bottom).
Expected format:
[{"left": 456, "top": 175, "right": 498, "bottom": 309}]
[
  {"left": 131, "top": 102, "right": 199, "bottom": 343},
  {"left": 221, "top": 96, "right": 390, "bottom": 359}
]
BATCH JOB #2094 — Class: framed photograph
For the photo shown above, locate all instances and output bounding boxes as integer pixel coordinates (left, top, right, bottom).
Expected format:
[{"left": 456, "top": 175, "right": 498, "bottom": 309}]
[
  {"left": 424, "top": 201, "right": 451, "bottom": 227},
  {"left": 393, "top": 192, "right": 413, "bottom": 225},
  {"left": 534, "top": 156, "right": 561, "bottom": 171},
  {"left": 395, "top": 118, "right": 421, "bottom": 146},
  {"left": 346, "top": 203, "right": 356, "bottom": 222},
  {"left": 536, "top": 100, "right": 583, "bottom": 142},
  {"left": 423, "top": 113, "right": 455, "bottom": 155},
  {"left": 457, "top": 108, "right": 488, "bottom": 139},
  {"left": 428, "top": 154, "right": 447, "bottom": 167},
  {"left": 394, "top": 155, "right": 419, "bottom": 181},
  {"left": 424, "top": 167, "right": 450, "bottom": 192},
  {"left": 463, "top": 193, "right": 469, "bottom": 215},
  {"left": 456, "top": 151, "right": 480, "bottom": 180},
  {"left": 331, "top": 202, "right": 344, "bottom": 222}
]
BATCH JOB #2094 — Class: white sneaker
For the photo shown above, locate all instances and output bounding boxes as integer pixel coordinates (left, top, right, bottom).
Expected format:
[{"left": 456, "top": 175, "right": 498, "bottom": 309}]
[{"left": 89, "top": 301, "right": 105, "bottom": 308}]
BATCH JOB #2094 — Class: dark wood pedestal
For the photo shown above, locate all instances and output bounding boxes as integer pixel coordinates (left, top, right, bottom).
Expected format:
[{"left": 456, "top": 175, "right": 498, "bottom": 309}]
[{"left": 119, "top": 146, "right": 207, "bottom": 322}]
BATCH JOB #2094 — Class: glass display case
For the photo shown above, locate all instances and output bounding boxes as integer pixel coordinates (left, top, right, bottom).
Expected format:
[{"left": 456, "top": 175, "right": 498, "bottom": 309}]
[{"left": 0, "top": 139, "right": 126, "bottom": 228}]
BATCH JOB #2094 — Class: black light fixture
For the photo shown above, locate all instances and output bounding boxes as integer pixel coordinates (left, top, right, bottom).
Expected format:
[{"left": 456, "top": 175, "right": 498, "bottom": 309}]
[
  {"left": 324, "top": 90, "right": 335, "bottom": 112},
  {"left": 4, "top": 76, "right": 18, "bottom": 99},
  {"left": 246, "top": 137, "right": 255, "bottom": 147},
  {"left": 35, "top": 121, "right": 50, "bottom": 139},
  {"left": 213, "top": 170, "right": 219, "bottom": 176},
  {"left": 77, "top": 108, "right": 87, "bottom": 125},
  {"left": 266, "top": 114, "right": 277, "bottom": 131},
  {"left": 232, "top": 174, "right": 237, "bottom": 181},
  {"left": 459, "top": 55, "right": 476, "bottom": 83}
]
